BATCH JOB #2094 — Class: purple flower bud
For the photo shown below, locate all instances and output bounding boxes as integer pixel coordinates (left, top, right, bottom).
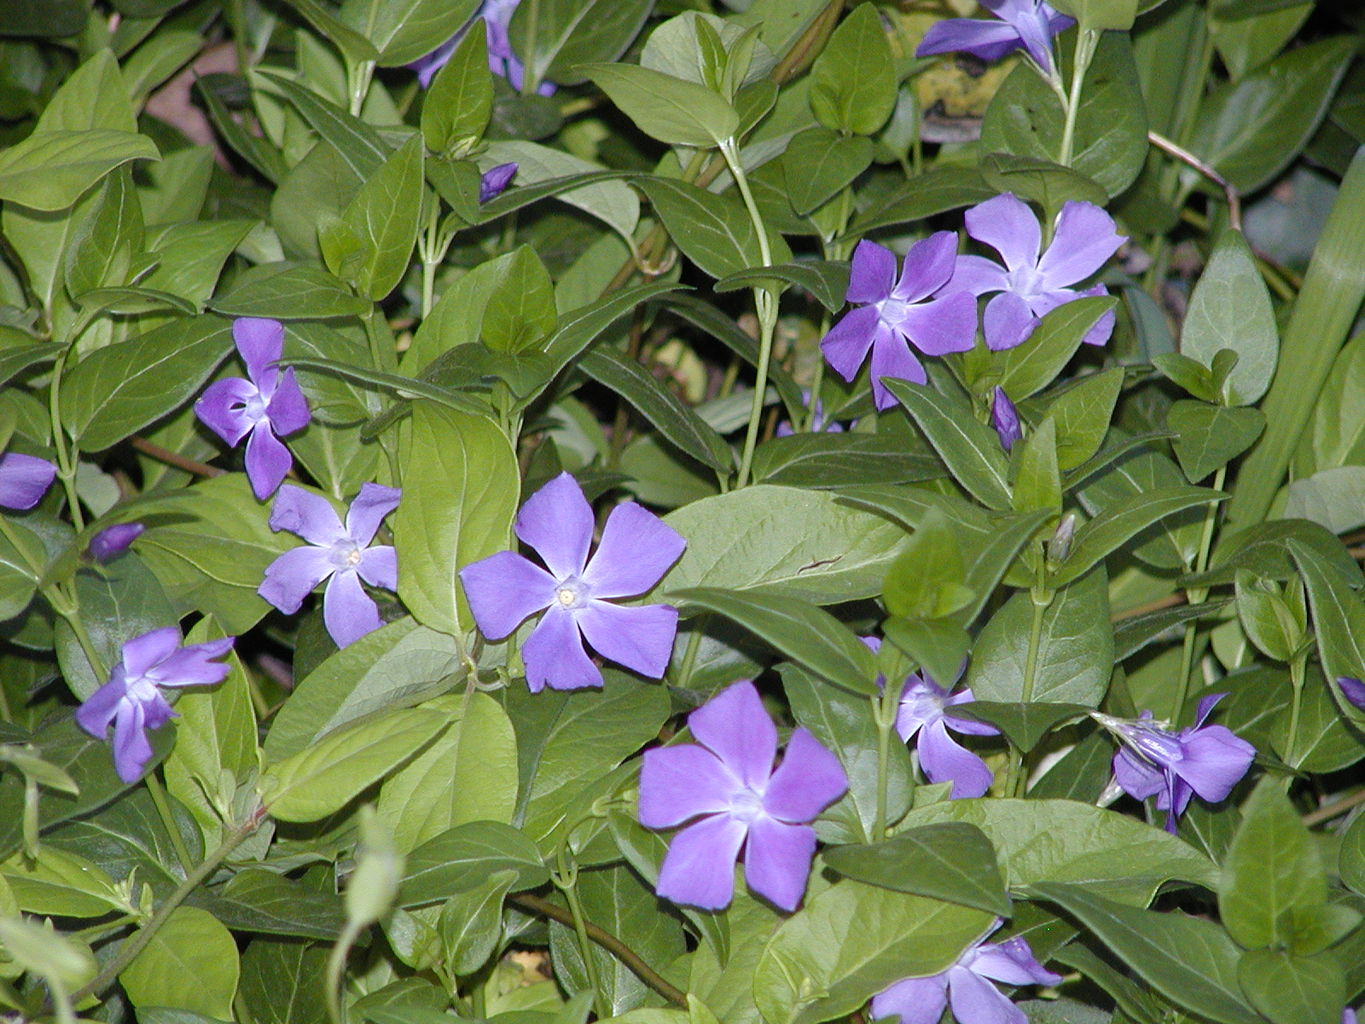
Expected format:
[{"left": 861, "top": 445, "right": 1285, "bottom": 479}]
[
  {"left": 991, "top": 386, "right": 1021, "bottom": 451},
  {"left": 1047, "top": 512, "right": 1075, "bottom": 563},
  {"left": 88, "top": 523, "right": 145, "bottom": 563},
  {"left": 479, "top": 162, "right": 517, "bottom": 204},
  {"left": 0, "top": 452, "right": 56, "bottom": 510},
  {"left": 1338, "top": 676, "right": 1365, "bottom": 710}
]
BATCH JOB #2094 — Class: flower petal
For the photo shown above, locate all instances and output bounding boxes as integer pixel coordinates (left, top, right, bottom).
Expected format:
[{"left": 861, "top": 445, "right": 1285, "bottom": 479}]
[
  {"left": 459, "top": 550, "right": 556, "bottom": 640},
  {"left": 969, "top": 936, "right": 1062, "bottom": 986},
  {"left": 245, "top": 424, "right": 293, "bottom": 501},
  {"left": 1078, "top": 284, "right": 1117, "bottom": 346},
  {"left": 356, "top": 545, "right": 398, "bottom": 592},
  {"left": 892, "top": 231, "right": 958, "bottom": 303},
  {"left": 688, "top": 680, "right": 777, "bottom": 790},
  {"left": 1112, "top": 748, "right": 1165, "bottom": 801},
  {"left": 655, "top": 813, "right": 747, "bottom": 911},
  {"left": 270, "top": 485, "right": 346, "bottom": 546},
  {"left": 869, "top": 327, "right": 926, "bottom": 410},
  {"left": 745, "top": 817, "right": 817, "bottom": 912},
  {"left": 120, "top": 627, "right": 183, "bottom": 678},
  {"left": 919, "top": 720, "right": 995, "bottom": 798},
  {"left": 259, "top": 545, "right": 337, "bottom": 614},
  {"left": 581, "top": 501, "right": 686, "bottom": 598},
  {"left": 870, "top": 974, "right": 950, "bottom": 1024},
  {"left": 575, "top": 600, "right": 678, "bottom": 679},
  {"left": 1009, "top": 1, "right": 1062, "bottom": 72},
  {"left": 846, "top": 240, "right": 898, "bottom": 304},
  {"left": 763, "top": 728, "right": 848, "bottom": 823},
  {"left": 144, "top": 637, "right": 233, "bottom": 688},
  {"left": 917, "top": 17, "right": 1032, "bottom": 64},
  {"left": 345, "top": 482, "right": 402, "bottom": 545},
  {"left": 195, "top": 377, "right": 260, "bottom": 447},
  {"left": 1175, "top": 724, "right": 1255, "bottom": 803},
  {"left": 639, "top": 745, "right": 744, "bottom": 829},
  {"left": 323, "top": 568, "right": 384, "bottom": 648},
  {"left": 947, "top": 963, "right": 1026, "bottom": 1024},
  {"left": 522, "top": 603, "right": 602, "bottom": 691},
  {"left": 1339, "top": 677, "right": 1365, "bottom": 710},
  {"left": 982, "top": 290, "right": 1038, "bottom": 351},
  {"left": 965, "top": 193, "right": 1041, "bottom": 272},
  {"left": 234, "top": 317, "right": 285, "bottom": 390},
  {"left": 111, "top": 699, "right": 153, "bottom": 784},
  {"left": 514, "top": 472, "right": 592, "bottom": 581},
  {"left": 1191, "top": 691, "right": 1229, "bottom": 729},
  {"left": 0, "top": 453, "right": 56, "bottom": 510},
  {"left": 897, "top": 290, "right": 979, "bottom": 356},
  {"left": 821, "top": 305, "right": 883, "bottom": 383},
  {"left": 1038, "top": 201, "right": 1124, "bottom": 289},
  {"left": 75, "top": 674, "right": 129, "bottom": 739},
  {"left": 266, "top": 368, "right": 312, "bottom": 436},
  {"left": 950, "top": 254, "right": 1011, "bottom": 296}
]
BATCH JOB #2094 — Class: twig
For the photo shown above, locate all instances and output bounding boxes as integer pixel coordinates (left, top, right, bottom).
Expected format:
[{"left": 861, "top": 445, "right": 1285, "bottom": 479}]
[
  {"left": 1303, "top": 786, "right": 1365, "bottom": 828},
  {"left": 1147, "top": 130, "right": 1241, "bottom": 232},
  {"left": 131, "top": 437, "right": 224, "bottom": 478},
  {"left": 1111, "top": 592, "right": 1187, "bottom": 622}
]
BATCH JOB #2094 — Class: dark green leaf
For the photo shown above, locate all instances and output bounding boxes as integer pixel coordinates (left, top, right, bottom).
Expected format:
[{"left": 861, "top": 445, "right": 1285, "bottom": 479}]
[
  {"left": 399, "top": 821, "right": 546, "bottom": 906},
  {"left": 211, "top": 263, "right": 370, "bottom": 320},
  {"left": 191, "top": 869, "right": 344, "bottom": 940},
  {"left": 780, "top": 128, "right": 873, "bottom": 215},
  {"left": 753, "top": 432, "right": 942, "bottom": 489},
  {"left": 951, "top": 701, "right": 1092, "bottom": 753},
  {"left": 636, "top": 176, "right": 790, "bottom": 280},
  {"left": 583, "top": 64, "right": 738, "bottom": 147},
  {"left": 807, "top": 3, "right": 896, "bottom": 135},
  {"left": 1237, "top": 948, "right": 1345, "bottom": 1024},
  {"left": 994, "top": 297, "right": 1117, "bottom": 401},
  {"left": 512, "top": 0, "right": 654, "bottom": 88},
  {"left": 1169, "top": 401, "right": 1266, "bottom": 481},
  {"left": 1288, "top": 539, "right": 1365, "bottom": 727},
  {"left": 715, "top": 260, "right": 850, "bottom": 313},
  {"left": 846, "top": 165, "right": 995, "bottom": 237},
  {"left": 885, "top": 379, "right": 1011, "bottom": 510}
]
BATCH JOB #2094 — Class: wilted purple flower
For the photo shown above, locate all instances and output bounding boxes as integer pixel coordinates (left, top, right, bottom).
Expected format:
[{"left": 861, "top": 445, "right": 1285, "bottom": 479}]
[
  {"left": 894, "top": 664, "right": 999, "bottom": 799},
  {"left": 259, "top": 484, "right": 400, "bottom": 649},
  {"left": 195, "top": 318, "right": 310, "bottom": 502},
  {"left": 991, "top": 387, "right": 1021, "bottom": 452},
  {"left": 822, "top": 235, "right": 977, "bottom": 411},
  {"left": 775, "top": 389, "right": 845, "bottom": 437},
  {"left": 74, "top": 627, "right": 234, "bottom": 783},
  {"left": 639, "top": 680, "right": 848, "bottom": 912},
  {"left": 1338, "top": 676, "right": 1365, "bottom": 709},
  {"left": 1097, "top": 694, "right": 1256, "bottom": 833},
  {"left": 459, "top": 472, "right": 685, "bottom": 692},
  {"left": 917, "top": 0, "right": 1074, "bottom": 76},
  {"left": 952, "top": 193, "right": 1123, "bottom": 352},
  {"left": 0, "top": 452, "right": 55, "bottom": 510},
  {"left": 88, "top": 523, "right": 144, "bottom": 562},
  {"left": 872, "top": 921, "right": 1061, "bottom": 1024},
  {"left": 410, "top": 0, "right": 556, "bottom": 95},
  {"left": 479, "top": 162, "right": 517, "bottom": 203}
]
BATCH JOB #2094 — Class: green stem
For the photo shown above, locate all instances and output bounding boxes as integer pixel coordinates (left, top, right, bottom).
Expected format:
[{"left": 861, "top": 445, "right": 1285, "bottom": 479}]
[
  {"left": 1009, "top": 589, "right": 1052, "bottom": 797},
  {"left": 519, "top": 0, "right": 541, "bottom": 96},
  {"left": 555, "top": 847, "right": 607, "bottom": 1020},
  {"left": 347, "top": 59, "right": 375, "bottom": 117},
  {"left": 1286, "top": 652, "right": 1307, "bottom": 769},
  {"left": 47, "top": 349, "right": 84, "bottom": 532},
  {"left": 326, "top": 919, "right": 362, "bottom": 1024},
  {"left": 871, "top": 685, "right": 900, "bottom": 839},
  {"left": 1058, "top": 29, "right": 1100, "bottom": 169},
  {"left": 1171, "top": 465, "right": 1226, "bottom": 722},
  {"left": 70, "top": 811, "right": 262, "bottom": 1005},
  {"left": 144, "top": 772, "right": 194, "bottom": 875},
  {"left": 674, "top": 624, "right": 705, "bottom": 692}
]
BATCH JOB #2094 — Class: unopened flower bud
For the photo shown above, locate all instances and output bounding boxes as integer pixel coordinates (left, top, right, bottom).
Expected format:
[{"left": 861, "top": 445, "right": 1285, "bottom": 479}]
[
  {"left": 88, "top": 522, "right": 144, "bottom": 562},
  {"left": 1047, "top": 513, "right": 1076, "bottom": 563},
  {"left": 991, "top": 387, "right": 1021, "bottom": 452},
  {"left": 479, "top": 162, "right": 517, "bottom": 204}
]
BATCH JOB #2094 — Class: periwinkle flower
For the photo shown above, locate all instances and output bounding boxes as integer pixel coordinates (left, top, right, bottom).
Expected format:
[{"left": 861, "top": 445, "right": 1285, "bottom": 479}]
[
  {"left": 822, "top": 235, "right": 978, "bottom": 411},
  {"left": 479, "top": 162, "right": 517, "bottom": 203},
  {"left": 775, "top": 389, "right": 845, "bottom": 437},
  {"left": 916, "top": 0, "right": 1075, "bottom": 76},
  {"left": 195, "top": 317, "right": 310, "bottom": 502},
  {"left": 990, "top": 387, "right": 1021, "bottom": 452},
  {"left": 1096, "top": 693, "right": 1256, "bottom": 833},
  {"left": 0, "top": 452, "right": 56, "bottom": 510},
  {"left": 638, "top": 680, "right": 848, "bottom": 912},
  {"left": 74, "top": 627, "right": 234, "bottom": 783},
  {"left": 259, "top": 483, "right": 400, "bottom": 649},
  {"left": 1338, "top": 676, "right": 1365, "bottom": 710},
  {"left": 872, "top": 922, "right": 1061, "bottom": 1024},
  {"left": 410, "top": 0, "right": 556, "bottom": 95},
  {"left": 952, "top": 193, "right": 1124, "bottom": 352},
  {"left": 88, "top": 523, "right": 144, "bottom": 562},
  {"left": 895, "top": 665, "right": 999, "bottom": 799},
  {"left": 459, "top": 472, "right": 685, "bottom": 692}
]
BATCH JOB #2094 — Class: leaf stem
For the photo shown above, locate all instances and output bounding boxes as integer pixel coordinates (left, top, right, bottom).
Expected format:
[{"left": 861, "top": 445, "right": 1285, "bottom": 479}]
[
  {"left": 1009, "top": 588, "right": 1052, "bottom": 796},
  {"left": 553, "top": 847, "right": 607, "bottom": 1019},
  {"left": 144, "top": 772, "right": 195, "bottom": 875},
  {"left": 1171, "top": 465, "right": 1226, "bottom": 722},
  {"left": 1058, "top": 29, "right": 1100, "bottom": 169}
]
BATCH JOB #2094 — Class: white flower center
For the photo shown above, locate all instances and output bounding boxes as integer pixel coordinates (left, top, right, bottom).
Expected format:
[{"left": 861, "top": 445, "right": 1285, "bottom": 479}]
[
  {"left": 555, "top": 577, "right": 588, "bottom": 609},
  {"left": 330, "top": 540, "right": 364, "bottom": 571},
  {"left": 125, "top": 674, "right": 159, "bottom": 705},
  {"left": 876, "top": 296, "right": 913, "bottom": 325},
  {"left": 729, "top": 786, "right": 765, "bottom": 824},
  {"left": 241, "top": 390, "right": 268, "bottom": 424}
]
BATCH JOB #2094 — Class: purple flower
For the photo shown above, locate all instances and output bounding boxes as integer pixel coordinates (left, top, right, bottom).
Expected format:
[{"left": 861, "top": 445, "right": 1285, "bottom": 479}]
[
  {"left": 822, "top": 235, "right": 978, "bottom": 411},
  {"left": 459, "top": 472, "right": 685, "bottom": 692},
  {"left": 775, "top": 390, "right": 845, "bottom": 437},
  {"left": 638, "top": 680, "right": 848, "bottom": 912},
  {"left": 991, "top": 387, "right": 1022, "bottom": 452},
  {"left": 1338, "top": 676, "right": 1365, "bottom": 710},
  {"left": 195, "top": 318, "right": 310, "bottom": 502},
  {"left": 479, "top": 162, "right": 517, "bottom": 204},
  {"left": 895, "top": 665, "right": 999, "bottom": 799},
  {"left": 872, "top": 922, "right": 1061, "bottom": 1024},
  {"left": 410, "top": 0, "right": 556, "bottom": 95},
  {"left": 88, "top": 523, "right": 144, "bottom": 562},
  {"left": 74, "top": 627, "right": 234, "bottom": 783},
  {"left": 1099, "top": 693, "right": 1256, "bottom": 833},
  {"left": 952, "top": 193, "right": 1124, "bottom": 352},
  {"left": 0, "top": 452, "right": 56, "bottom": 510},
  {"left": 916, "top": 0, "right": 1074, "bottom": 76},
  {"left": 259, "top": 483, "right": 400, "bottom": 649}
]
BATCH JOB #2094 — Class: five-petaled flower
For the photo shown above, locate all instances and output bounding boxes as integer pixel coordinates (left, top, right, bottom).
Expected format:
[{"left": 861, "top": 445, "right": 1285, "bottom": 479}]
[
  {"left": 74, "top": 627, "right": 234, "bottom": 783},
  {"left": 410, "top": 0, "right": 556, "bottom": 95},
  {"left": 872, "top": 921, "right": 1061, "bottom": 1024},
  {"left": 259, "top": 483, "right": 401, "bottom": 649},
  {"left": 459, "top": 472, "right": 685, "bottom": 692},
  {"left": 195, "top": 317, "right": 310, "bottom": 502},
  {"left": 890, "top": 654, "right": 999, "bottom": 799},
  {"left": 1096, "top": 694, "right": 1255, "bottom": 833},
  {"left": 952, "top": 193, "right": 1124, "bottom": 352},
  {"left": 822, "top": 234, "right": 978, "bottom": 410},
  {"left": 0, "top": 452, "right": 55, "bottom": 510},
  {"left": 916, "top": 0, "right": 1074, "bottom": 76},
  {"left": 638, "top": 680, "right": 848, "bottom": 912}
]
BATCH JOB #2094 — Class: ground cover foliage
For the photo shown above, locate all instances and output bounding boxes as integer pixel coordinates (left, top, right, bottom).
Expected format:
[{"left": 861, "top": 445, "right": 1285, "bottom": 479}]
[{"left": 0, "top": 0, "right": 1364, "bottom": 1021}]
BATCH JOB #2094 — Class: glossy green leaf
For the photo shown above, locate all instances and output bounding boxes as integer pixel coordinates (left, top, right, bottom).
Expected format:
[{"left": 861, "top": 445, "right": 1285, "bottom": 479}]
[
  {"left": 715, "top": 259, "right": 850, "bottom": 313},
  {"left": 1237, "top": 948, "right": 1345, "bottom": 1024},
  {"left": 847, "top": 165, "right": 996, "bottom": 237},
  {"left": 990, "top": 297, "right": 1117, "bottom": 403},
  {"left": 951, "top": 701, "right": 1091, "bottom": 753},
  {"left": 1049, "top": 0, "right": 1138, "bottom": 29},
  {"left": 482, "top": 245, "right": 558, "bottom": 353},
  {"left": 635, "top": 176, "right": 790, "bottom": 281},
  {"left": 512, "top": 0, "right": 654, "bottom": 87},
  {"left": 442, "top": 868, "right": 517, "bottom": 976},
  {"left": 753, "top": 432, "right": 941, "bottom": 489},
  {"left": 781, "top": 128, "right": 873, "bottom": 214},
  {"left": 339, "top": 0, "right": 479, "bottom": 65},
  {"left": 885, "top": 380, "right": 1011, "bottom": 510},
  {"left": 211, "top": 262, "right": 370, "bottom": 320},
  {"left": 121, "top": 907, "right": 239, "bottom": 1018},
  {"left": 1288, "top": 539, "right": 1365, "bottom": 727},
  {"left": 192, "top": 868, "right": 345, "bottom": 940},
  {"left": 1078, "top": 448, "right": 1201, "bottom": 570},
  {"left": 422, "top": 23, "right": 492, "bottom": 153},
  {"left": 0, "top": 129, "right": 159, "bottom": 211},
  {"left": 1041, "top": 366, "right": 1124, "bottom": 471},
  {"left": 807, "top": 3, "right": 896, "bottom": 135},
  {"left": 583, "top": 64, "right": 738, "bottom": 147},
  {"left": 1169, "top": 401, "right": 1266, "bottom": 482},
  {"left": 399, "top": 820, "right": 548, "bottom": 907}
]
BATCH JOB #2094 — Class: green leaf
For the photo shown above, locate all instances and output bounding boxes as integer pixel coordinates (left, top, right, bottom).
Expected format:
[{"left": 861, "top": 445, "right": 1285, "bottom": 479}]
[
  {"left": 583, "top": 64, "right": 739, "bottom": 148},
  {"left": 885, "top": 380, "right": 1011, "bottom": 510},
  {"left": 951, "top": 701, "right": 1092, "bottom": 753},
  {"left": 1077, "top": 447, "right": 1201, "bottom": 570},
  {"left": 753, "top": 432, "right": 941, "bottom": 489},
  {"left": 64, "top": 167, "right": 142, "bottom": 298},
  {"left": 635, "top": 176, "right": 790, "bottom": 281},
  {"left": 512, "top": 0, "right": 654, "bottom": 87},
  {"left": 393, "top": 405, "right": 518, "bottom": 636},
  {"left": 1220, "top": 776, "right": 1327, "bottom": 952},
  {"left": 261, "top": 709, "right": 448, "bottom": 823},
  {"left": 807, "top": 3, "right": 896, "bottom": 136},
  {"left": 482, "top": 245, "right": 558, "bottom": 353},
  {"left": 1041, "top": 367, "right": 1124, "bottom": 471},
  {"left": 481, "top": 141, "right": 640, "bottom": 243},
  {"left": 1034, "top": 882, "right": 1260, "bottom": 1024},
  {"left": 399, "top": 820, "right": 548, "bottom": 907},
  {"left": 1288, "top": 539, "right": 1365, "bottom": 727},
  {"left": 1114, "top": 597, "right": 1233, "bottom": 661},
  {"left": 882, "top": 505, "right": 973, "bottom": 624},
  {"left": 120, "top": 906, "right": 240, "bottom": 1019},
  {"left": 191, "top": 869, "right": 344, "bottom": 940},
  {"left": 331, "top": 134, "right": 424, "bottom": 301},
  {"left": 339, "top": 0, "right": 479, "bottom": 66},
  {"left": 1012, "top": 416, "right": 1062, "bottom": 515},
  {"left": 0, "top": 846, "right": 128, "bottom": 918},
  {"left": 824, "top": 824, "right": 1011, "bottom": 916},
  {"left": 281, "top": 0, "right": 379, "bottom": 62},
  {"left": 238, "top": 939, "right": 327, "bottom": 1024},
  {"left": 1342, "top": 813, "right": 1365, "bottom": 897},
  {"left": 1169, "top": 401, "right": 1266, "bottom": 481},
  {"left": 0, "top": 0, "right": 88, "bottom": 37},
  {"left": 211, "top": 262, "right": 370, "bottom": 319},
  {"left": 967, "top": 569, "right": 1113, "bottom": 707},
  {"left": 579, "top": 347, "right": 732, "bottom": 472},
  {"left": 1049, "top": 0, "right": 1138, "bottom": 30},
  {"left": 754, "top": 880, "right": 993, "bottom": 1024},
  {"left": 1237, "top": 948, "right": 1346, "bottom": 1024},
  {"left": 846, "top": 165, "right": 996, "bottom": 237},
  {"left": 422, "top": 23, "right": 493, "bottom": 153},
  {"left": 780, "top": 128, "right": 872, "bottom": 215},
  {"left": 979, "top": 151, "right": 1110, "bottom": 213},
  {"left": 993, "top": 298, "right": 1119, "bottom": 403},
  {"left": 671, "top": 586, "right": 879, "bottom": 695},
  {"left": 715, "top": 260, "right": 850, "bottom": 314},
  {"left": 660, "top": 293, "right": 803, "bottom": 413},
  {"left": 0, "top": 917, "right": 95, "bottom": 993},
  {"left": 0, "top": 129, "right": 160, "bottom": 211},
  {"left": 1189, "top": 36, "right": 1355, "bottom": 194},
  {"left": 442, "top": 868, "right": 518, "bottom": 976}
]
